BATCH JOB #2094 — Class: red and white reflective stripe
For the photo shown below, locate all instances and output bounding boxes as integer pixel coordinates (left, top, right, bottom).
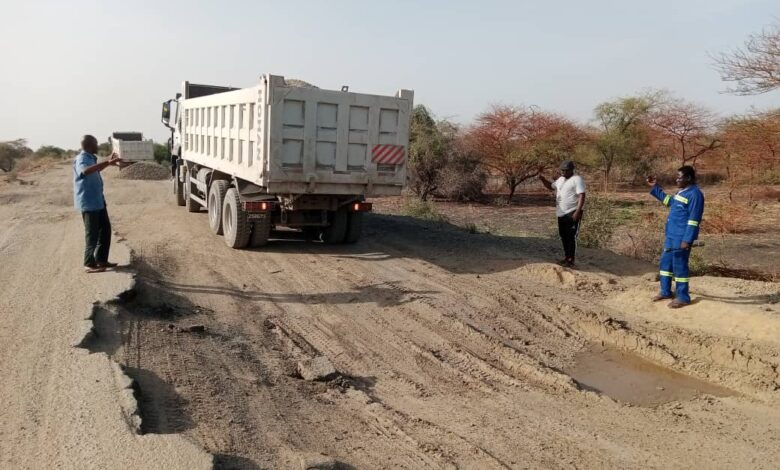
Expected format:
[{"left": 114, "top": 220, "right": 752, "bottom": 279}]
[{"left": 371, "top": 144, "right": 405, "bottom": 165}]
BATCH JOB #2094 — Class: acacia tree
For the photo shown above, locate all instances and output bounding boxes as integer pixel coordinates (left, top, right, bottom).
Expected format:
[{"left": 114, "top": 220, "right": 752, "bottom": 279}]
[
  {"left": 649, "top": 96, "right": 721, "bottom": 166},
  {"left": 719, "top": 109, "right": 780, "bottom": 201},
  {"left": 467, "top": 105, "right": 585, "bottom": 202},
  {"left": 592, "top": 95, "right": 657, "bottom": 191},
  {"left": 407, "top": 105, "right": 449, "bottom": 201},
  {"left": 713, "top": 22, "right": 780, "bottom": 95}
]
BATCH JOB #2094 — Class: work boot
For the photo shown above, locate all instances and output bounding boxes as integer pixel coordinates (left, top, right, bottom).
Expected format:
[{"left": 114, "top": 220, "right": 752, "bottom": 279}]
[
  {"left": 667, "top": 300, "right": 690, "bottom": 309},
  {"left": 652, "top": 294, "right": 674, "bottom": 302}
]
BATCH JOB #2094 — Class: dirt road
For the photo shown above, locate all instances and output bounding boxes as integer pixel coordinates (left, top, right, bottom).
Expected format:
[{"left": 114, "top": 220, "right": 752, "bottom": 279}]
[
  {"left": 2, "top": 162, "right": 779, "bottom": 469},
  {"left": 0, "top": 164, "right": 211, "bottom": 469}
]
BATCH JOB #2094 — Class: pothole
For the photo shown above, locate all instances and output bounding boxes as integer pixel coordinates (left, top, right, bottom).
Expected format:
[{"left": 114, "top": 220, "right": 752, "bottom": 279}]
[{"left": 565, "top": 345, "right": 736, "bottom": 406}]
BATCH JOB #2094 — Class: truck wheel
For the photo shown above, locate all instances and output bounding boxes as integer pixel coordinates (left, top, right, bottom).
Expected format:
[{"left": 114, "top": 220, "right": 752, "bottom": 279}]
[
  {"left": 222, "top": 188, "right": 251, "bottom": 248},
  {"left": 321, "top": 208, "right": 348, "bottom": 244},
  {"left": 185, "top": 169, "right": 201, "bottom": 213},
  {"left": 174, "top": 167, "right": 185, "bottom": 207},
  {"left": 250, "top": 214, "right": 271, "bottom": 247},
  {"left": 344, "top": 212, "right": 363, "bottom": 243},
  {"left": 208, "top": 180, "right": 229, "bottom": 235}
]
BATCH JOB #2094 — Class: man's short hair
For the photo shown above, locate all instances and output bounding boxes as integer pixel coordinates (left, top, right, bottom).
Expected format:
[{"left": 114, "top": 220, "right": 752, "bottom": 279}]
[
  {"left": 81, "top": 135, "right": 97, "bottom": 150},
  {"left": 678, "top": 165, "right": 696, "bottom": 182}
]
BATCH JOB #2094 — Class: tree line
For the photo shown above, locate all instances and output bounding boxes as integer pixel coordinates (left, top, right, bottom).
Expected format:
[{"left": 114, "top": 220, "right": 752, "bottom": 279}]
[
  {"left": 0, "top": 139, "right": 169, "bottom": 173},
  {"left": 408, "top": 22, "right": 780, "bottom": 202}
]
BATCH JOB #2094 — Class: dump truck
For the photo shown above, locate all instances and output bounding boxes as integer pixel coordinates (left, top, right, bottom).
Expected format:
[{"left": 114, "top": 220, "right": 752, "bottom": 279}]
[
  {"left": 161, "top": 75, "right": 413, "bottom": 248},
  {"left": 109, "top": 132, "right": 155, "bottom": 162}
]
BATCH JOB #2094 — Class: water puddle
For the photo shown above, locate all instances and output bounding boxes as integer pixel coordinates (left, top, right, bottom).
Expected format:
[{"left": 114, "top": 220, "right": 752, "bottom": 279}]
[{"left": 565, "top": 346, "right": 735, "bottom": 406}]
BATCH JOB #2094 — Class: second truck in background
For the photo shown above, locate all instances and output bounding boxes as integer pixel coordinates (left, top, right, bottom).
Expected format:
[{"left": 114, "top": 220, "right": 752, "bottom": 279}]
[{"left": 110, "top": 132, "right": 155, "bottom": 162}]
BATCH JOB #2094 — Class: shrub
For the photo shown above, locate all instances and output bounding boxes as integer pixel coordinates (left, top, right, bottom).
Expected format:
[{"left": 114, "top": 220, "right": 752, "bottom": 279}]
[
  {"left": 35, "top": 145, "right": 67, "bottom": 158},
  {"left": 579, "top": 195, "right": 622, "bottom": 248},
  {"left": 703, "top": 201, "right": 753, "bottom": 234},
  {"left": 0, "top": 139, "right": 31, "bottom": 172},
  {"left": 436, "top": 151, "right": 487, "bottom": 202},
  {"left": 756, "top": 169, "right": 780, "bottom": 185},
  {"left": 609, "top": 211, "right": 664, "bottom": 261},
  {"left": 402, "top": 199, "right": 448, "bottom": 223},
  {"left": 408, "top": 106, "right": 448, "bottom": 200},
  {"left": 153, "top": 143, "right": 170, "bottom": 166}
]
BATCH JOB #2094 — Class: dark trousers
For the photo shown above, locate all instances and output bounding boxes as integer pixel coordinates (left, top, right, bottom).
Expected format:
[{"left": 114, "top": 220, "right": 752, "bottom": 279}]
[
  {"left": 82, "top": 208, "right": 111, "bottom": 267},
  {"left": 557, "top": 211, "right": 581, "bottom": 260}
]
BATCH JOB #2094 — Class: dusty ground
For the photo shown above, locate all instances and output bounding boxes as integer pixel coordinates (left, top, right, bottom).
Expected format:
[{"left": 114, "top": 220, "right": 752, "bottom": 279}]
[
  {"left": 373, "top": 189, "right": 780, "bottom": 277},
  {"left": 1, "top": 163, "right": 779, "bottom": 469}
]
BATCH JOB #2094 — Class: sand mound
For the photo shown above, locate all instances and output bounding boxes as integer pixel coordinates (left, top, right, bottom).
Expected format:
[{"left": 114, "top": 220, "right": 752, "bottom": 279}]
[{"left": 118, "top": 162, "right": 170, "bottom": 180}]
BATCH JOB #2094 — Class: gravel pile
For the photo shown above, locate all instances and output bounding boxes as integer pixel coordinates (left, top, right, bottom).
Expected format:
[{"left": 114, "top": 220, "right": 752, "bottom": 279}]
[
  {"left": 284, "top": 78, "right": 318, "bottom": 89},
  {"left": 118, "top": 161, "right": 170, "bottom": 180}
]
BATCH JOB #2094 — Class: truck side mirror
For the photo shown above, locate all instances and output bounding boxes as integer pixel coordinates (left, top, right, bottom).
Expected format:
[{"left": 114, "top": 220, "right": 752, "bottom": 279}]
[{"left": 161, "top": 101, "right": 171, "bottom": 125}]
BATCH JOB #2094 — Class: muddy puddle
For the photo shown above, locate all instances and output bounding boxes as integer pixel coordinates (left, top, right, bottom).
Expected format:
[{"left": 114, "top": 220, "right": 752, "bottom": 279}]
[{"left": 566, "top": 346, "right": 735, "bottom": 406}]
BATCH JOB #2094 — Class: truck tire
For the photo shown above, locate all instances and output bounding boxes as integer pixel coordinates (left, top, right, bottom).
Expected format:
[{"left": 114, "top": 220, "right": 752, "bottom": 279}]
[
  {"left": 344, "top": 211, "right": 363, "bottom": 243},
  {"left": 222, "top": 188, "right": 251, "bottom": 248},
  {"left": 185, "top": 169, "right": 201, "bottom": 213},
  {"left": 321, "top": 208, "right": 348, "bottom": 244},
  {"left": 207, "top": 180, "right": 229, "bottom": 235},
  {"left": 174, "top": 167, "right": 186, "bottom": 207},
  {"left": 250, "top": 215, "right": 271, "bottom": 247}
]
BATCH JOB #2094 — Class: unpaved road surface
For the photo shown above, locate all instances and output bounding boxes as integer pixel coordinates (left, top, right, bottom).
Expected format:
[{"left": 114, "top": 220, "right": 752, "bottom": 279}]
[
  {"left": 2, "top": 162, "right": 779, "bottom": 469},
  {"left": 0, "top": 164, "right": 211, "bottom": 469}
]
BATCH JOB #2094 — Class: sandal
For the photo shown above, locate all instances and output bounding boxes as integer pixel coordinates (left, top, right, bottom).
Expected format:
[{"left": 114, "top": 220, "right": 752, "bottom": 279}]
[{"left": 667, "top": 300, "right": 690, "bottom": 309}]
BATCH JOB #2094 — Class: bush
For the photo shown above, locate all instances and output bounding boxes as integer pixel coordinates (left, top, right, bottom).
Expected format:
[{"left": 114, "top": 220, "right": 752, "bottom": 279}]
[
  {"left": 0, "top": 139, "right": 31, "bottom": 172},
  {"left": 408, "top": 106, "right": 448, "bottom": 200},
  {"left": 756, "top": 169, "right": 780, "bottom": 185},
  {"left": 35, "top": 145, "right": 67, "bottom": 159},
  {"left": 436, "top": 151, "right": 487, "bottom": 201},
  {"left": 703, "top": 201, "right": 753, "bottom": 234},
  {"left": 609, "top": 211, "right": 664, "bottom": 262},
  {"left": 578, "top": 195, "right": 622, "bottom": 248},
  {"left": 153, "top": 143, "right": 170, "bottom": 166},
  {"left": 402, "top": 199, "right": 448, "bottom": 223}
]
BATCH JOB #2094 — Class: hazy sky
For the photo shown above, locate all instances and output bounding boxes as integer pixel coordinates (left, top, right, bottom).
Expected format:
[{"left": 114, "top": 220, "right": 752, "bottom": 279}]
[{"left": 1, "top": 0, "right": 778, "bottom": 149}]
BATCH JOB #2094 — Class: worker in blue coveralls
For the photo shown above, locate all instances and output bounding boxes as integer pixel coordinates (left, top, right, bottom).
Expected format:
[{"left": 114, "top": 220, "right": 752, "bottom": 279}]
[{"left": 646, "top": 165, "right": 705, "bottom": 309}]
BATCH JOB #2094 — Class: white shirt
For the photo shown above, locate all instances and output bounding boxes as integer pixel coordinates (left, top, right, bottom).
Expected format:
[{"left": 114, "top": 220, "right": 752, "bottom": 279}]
[{"left": 553, "top": 175, "right": 586, "bottom": 217}]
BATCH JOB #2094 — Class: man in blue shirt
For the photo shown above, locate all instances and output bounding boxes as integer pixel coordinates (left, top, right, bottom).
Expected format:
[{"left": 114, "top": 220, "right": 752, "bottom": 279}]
[
  {"left": 73, "top": 135, "right": 122, "bottom": 273},
  {"left": 646, "top": 165, "right": 705, "bottom": 308}
]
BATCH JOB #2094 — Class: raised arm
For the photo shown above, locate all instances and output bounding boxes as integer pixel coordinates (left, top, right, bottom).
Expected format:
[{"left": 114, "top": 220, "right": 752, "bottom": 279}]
[
  {"left": 538, "top": 174, "right": 554, "bottom": 191},
  {"left": 78, "top": 153, "right": 121, "bottom": 178},
  {"left": 646, "top": 176, "right": 671, "bottom": 207}
]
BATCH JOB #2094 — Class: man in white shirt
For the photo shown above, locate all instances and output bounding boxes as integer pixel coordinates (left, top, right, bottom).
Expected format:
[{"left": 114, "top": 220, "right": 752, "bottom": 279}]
[{"left": 538, "top": 160, "right": 586, "bottom": 267}]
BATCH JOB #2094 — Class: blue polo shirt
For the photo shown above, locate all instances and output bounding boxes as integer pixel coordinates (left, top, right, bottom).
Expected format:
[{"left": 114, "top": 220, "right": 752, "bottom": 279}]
[{"left": 73, "top": 151, "right": 105, "bottom": 212}]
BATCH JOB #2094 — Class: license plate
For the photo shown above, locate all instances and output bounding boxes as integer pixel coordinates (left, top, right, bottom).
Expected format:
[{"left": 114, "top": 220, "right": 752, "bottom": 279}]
[{"left": 247, "top": 213, "right": 267, "bottom": 220}]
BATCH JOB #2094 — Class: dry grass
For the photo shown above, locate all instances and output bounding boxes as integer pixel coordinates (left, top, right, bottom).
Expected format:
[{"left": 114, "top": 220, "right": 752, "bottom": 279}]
[
  {"left": 609, "top": 211, "right": 664, "bottom": 262},
  {"left": 703, "top": 200, "right": 754, "bottom": 234},
  {"left": 1, "top": 156, "right": 63, "bottom": 185}
]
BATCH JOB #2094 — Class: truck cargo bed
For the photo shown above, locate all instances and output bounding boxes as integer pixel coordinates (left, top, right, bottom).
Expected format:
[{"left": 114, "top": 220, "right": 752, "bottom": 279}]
[{"left": 177, "top": 75, "right": 413, "bottom": 197}]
